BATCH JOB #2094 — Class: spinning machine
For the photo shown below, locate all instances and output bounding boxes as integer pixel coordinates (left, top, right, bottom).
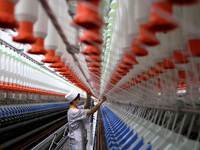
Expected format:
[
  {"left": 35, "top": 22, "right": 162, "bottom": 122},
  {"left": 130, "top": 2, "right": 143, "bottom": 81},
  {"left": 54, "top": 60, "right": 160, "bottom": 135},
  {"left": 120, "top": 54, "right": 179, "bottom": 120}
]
[{"left": 0, "top": 0, "right": 200, "bottom": 149}]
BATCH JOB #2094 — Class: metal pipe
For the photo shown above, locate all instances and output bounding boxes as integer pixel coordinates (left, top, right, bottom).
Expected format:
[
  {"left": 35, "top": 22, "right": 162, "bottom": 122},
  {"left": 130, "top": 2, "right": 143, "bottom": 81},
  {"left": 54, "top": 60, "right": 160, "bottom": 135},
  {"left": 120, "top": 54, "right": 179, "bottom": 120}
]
[
  {"left": 48, "top": 133, "right": 57, "bottom": 150},
  {"left": 31, "top": 123, "right": 68, "bottom": 150},
  {"left": 54, "top": 136, "right": 69, "bottom": 150}
]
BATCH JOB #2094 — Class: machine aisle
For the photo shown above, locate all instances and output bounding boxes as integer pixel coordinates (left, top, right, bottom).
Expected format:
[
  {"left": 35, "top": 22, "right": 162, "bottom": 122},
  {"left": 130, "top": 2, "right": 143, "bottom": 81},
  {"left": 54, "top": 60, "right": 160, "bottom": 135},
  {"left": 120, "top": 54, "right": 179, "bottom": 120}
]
[{"left": 0, "top": 0, "right": 200, "bottom": 149}]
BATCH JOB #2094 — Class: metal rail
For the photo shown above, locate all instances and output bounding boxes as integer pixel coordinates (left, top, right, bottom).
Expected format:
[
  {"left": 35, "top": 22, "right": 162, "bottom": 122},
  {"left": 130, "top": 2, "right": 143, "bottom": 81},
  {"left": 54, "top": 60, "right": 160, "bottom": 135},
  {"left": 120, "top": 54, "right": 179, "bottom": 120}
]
[{"left": 31, "top": 123, "right": 69, "bottom": 150}]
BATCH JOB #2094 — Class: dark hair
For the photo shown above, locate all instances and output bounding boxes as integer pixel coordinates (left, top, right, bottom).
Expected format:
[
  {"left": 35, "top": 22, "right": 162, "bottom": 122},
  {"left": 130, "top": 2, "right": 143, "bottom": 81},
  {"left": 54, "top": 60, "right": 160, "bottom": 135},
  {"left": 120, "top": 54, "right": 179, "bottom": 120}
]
[
  {"left": 70, "top": 93, "right": 80, "bottom": 105},
  {"left": 74, "top": 93, "right": 80, "bottom": 100}
]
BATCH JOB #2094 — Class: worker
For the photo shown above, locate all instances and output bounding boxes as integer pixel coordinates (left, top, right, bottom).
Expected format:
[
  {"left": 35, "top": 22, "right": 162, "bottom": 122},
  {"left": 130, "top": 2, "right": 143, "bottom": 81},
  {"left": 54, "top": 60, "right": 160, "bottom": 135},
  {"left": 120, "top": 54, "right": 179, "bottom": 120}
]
[{"left": 65, "top": 90, "right": 106, "bottom": 150}]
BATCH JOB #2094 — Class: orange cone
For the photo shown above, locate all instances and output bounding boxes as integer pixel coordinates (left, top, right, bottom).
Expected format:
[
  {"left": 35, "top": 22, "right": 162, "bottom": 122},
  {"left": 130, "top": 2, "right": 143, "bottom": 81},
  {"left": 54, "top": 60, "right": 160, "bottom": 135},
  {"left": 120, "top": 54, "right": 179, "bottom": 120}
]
[
  {"left": 121, "top": 52, "right": 139, "bottom": 65},
  {"left": 49, "top": 56, "right": 63, "bottom": 68},
  {"left": 118, "top": 63, "right": 133, "bottom": 69},
  {"left": 78, "top": 28, "right": 103, "bottom": 45},
  {"left": 163, "top": 57, "right": 175, "bottom": 69},
  {"left": 13, "top": 21, "right": 36, "bottom": 44},
  {"left": 173, "top": 50, "right": 189, "bottom": 64},
  {"left": 130, "top": 41, "right": 148, "bottom": 56},
  {"left": 88, "top": 67, "right": 101, "bottom": 72},
  {"left": 116, "top": 67, "right": 130, "bottom": 73},
  {"left": 120, "top": 60, "right": 134, "bottom": 68},
  {"left": 41, "top": 49, "right": 57, "bottom": 63},
  {"left": 136, "top": 25, "right": 160, "bottom": 46},
  {"left": 140, "top": 73, "right": 148, "bottom": 81},
  {"left": 55, "top": 65, "right": 68, "bottom": 72},
  {"left": 87, "top": 62, "right": 101, "bottom": 67},
  {"left": 146, "top": 1, "right": 178, "bottom": 32},
  {"left": 89, "top": 71, "right": 101, "bottom": 76},
  {"left": 90, "top": 72, "right": 101, "bottom": 77},
  {"left": 111, "top": 74, "right": 122, "bottom": 80},
  {"left": 110, "top": 79, "right": 118, "bottom": 85},
  {"left": 60, "top": 70, "right": 71, "bottom": 75},
  {"left": 178, "top": 70, "right": 185, "bottom": 79},
  {"left": 154, "top": 67, "right": 164, "bottom": 74},
  {"left": 0, "top": 0, "right": 18, "bottom": 29},
  {"left": 185, "top": 39, "right": 200, "bottom": 57},
  {"left": 155, "top": 62, "right": 165, "bottom": 73},
  {"left": 114, "top": 71, "right": 127, "bottom": 76},
  {"left": 85, "top": 55, "right": 101, "bottom": 62},
  {"left": 0, "top": 82, "right": 3, "bottom": 90},
  {"left": 27, "top": 37, "right": 47, "bottom": 55},
  {"left": 89, "top": 72, "right": 101, "bottom": 77},
  {"left": 150, "top": 67, "right": 160, "bottom": 76},
  {"left": 146, "top": 71, "right": 154, "bottom": 78},
  {"left": 72, "top": 0, "right": 103, "bottom": 29},
  {"left": 144, "top": 71, "right": 153, "bottom": 79},
  {"left": 81, "top": 45, "right": 102, "bottom": 55},
  {"left": 135, "top": 75, "right": 142, "bottom": 84}
]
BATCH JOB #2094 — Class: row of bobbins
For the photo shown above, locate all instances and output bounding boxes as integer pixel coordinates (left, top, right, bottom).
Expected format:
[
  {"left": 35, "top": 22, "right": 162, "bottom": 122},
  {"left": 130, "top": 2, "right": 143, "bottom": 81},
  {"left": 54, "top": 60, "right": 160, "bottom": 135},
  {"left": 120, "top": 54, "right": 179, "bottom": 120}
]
[
  {"left": 104, "top": 0, "right": 200, "bottom": 98},
  {"left": 0, "top": 0, "right": 90, "bottom": 93}
]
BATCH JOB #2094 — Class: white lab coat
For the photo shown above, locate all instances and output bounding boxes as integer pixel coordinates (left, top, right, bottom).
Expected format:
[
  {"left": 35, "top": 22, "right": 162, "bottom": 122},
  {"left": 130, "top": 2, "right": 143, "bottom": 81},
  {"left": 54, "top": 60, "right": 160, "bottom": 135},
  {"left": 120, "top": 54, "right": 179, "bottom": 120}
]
[{"left": 68, "top": 105, "right": 88, "bottom": 150}]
